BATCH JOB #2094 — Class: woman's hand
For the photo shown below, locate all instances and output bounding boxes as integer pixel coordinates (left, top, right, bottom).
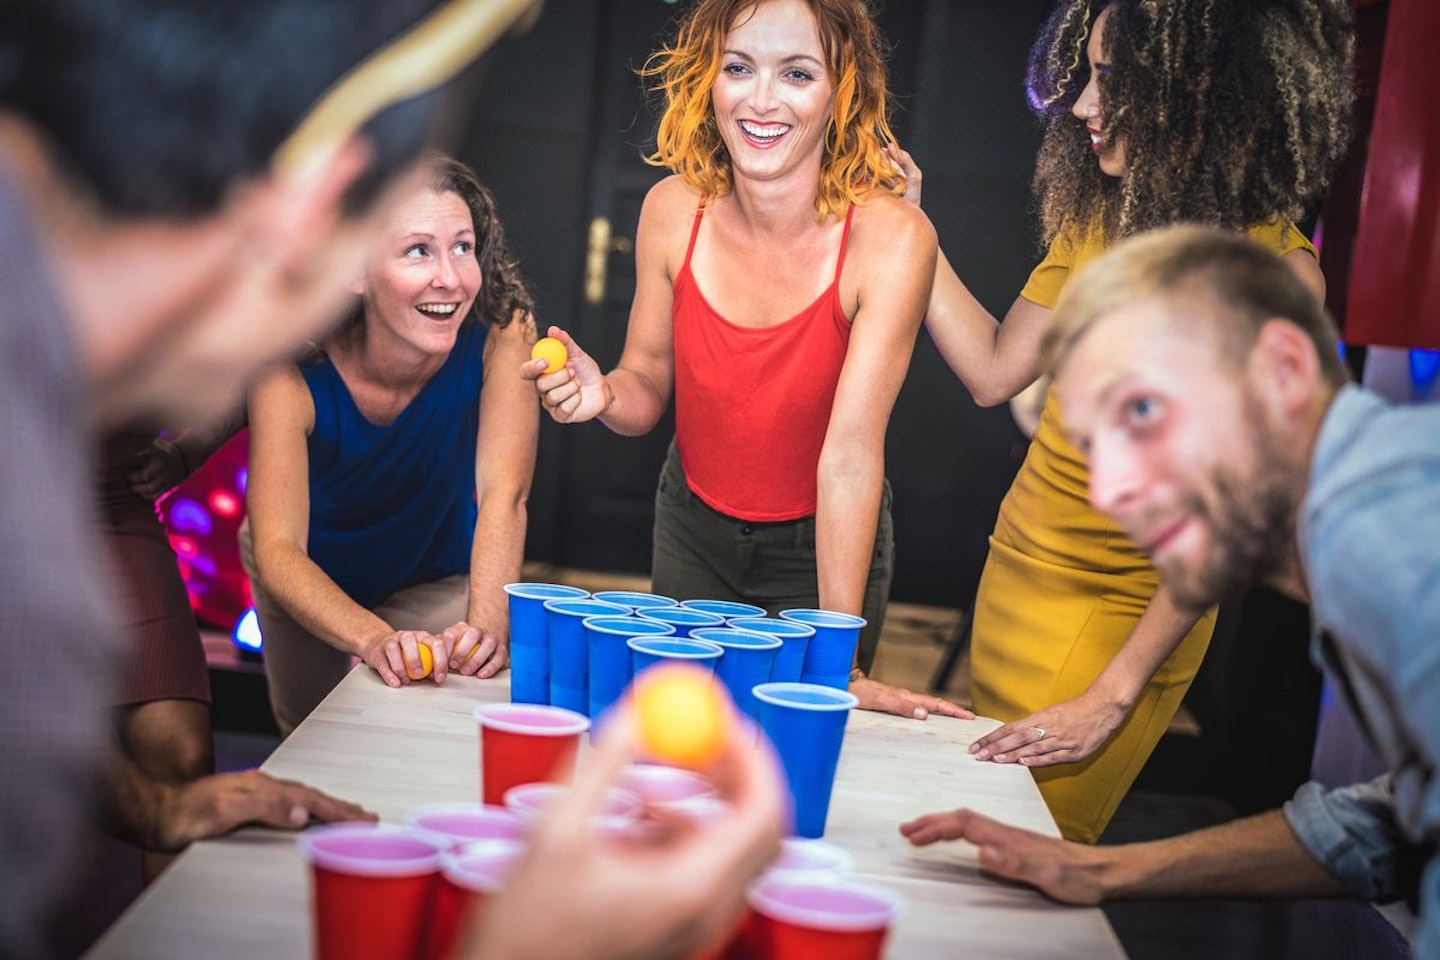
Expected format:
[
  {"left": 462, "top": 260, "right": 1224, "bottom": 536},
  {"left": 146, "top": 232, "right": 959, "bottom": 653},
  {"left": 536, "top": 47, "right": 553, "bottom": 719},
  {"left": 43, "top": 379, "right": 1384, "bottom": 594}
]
[
  {"left": 884, "top": 142, "right": 923, "bottom": 207},
  {"left": 968, "top": 690, "right": 1128, "bottom": 767},
  {"left": 445, "top": 621, "right": 508, "bottom": 679},
  {"left": 359, "top": 629, "right": 452, "bottom": 688},
  {"left": 850, "top": 674, "right": 973, "bottom": 721},
  {"left": 521, "top": 325, "right": 611, "bottom": 423},
  {"left": 125, "top": 437, "right": 190, "bottom": 501}
]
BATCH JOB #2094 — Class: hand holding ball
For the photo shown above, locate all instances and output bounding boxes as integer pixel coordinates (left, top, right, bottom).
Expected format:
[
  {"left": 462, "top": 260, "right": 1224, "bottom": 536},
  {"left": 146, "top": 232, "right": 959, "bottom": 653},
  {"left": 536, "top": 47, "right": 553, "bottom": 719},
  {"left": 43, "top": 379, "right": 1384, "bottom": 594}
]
[
  {"left": 408, "top": 644, "right": 434, "bottom": 680},
  {"left": 531, "top": 337, "right": 568, "bottom": 375},
  {"left": 633, "top": 663, "right": 729, "bottom": 768}
]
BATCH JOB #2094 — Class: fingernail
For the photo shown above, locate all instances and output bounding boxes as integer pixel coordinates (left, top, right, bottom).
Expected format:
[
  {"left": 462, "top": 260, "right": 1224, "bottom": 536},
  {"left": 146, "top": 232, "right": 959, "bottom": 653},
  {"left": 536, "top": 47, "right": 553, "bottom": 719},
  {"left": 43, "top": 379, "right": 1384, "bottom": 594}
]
[
  {"left": 288, "top": 806, "right": 307, "bottom": 826},
  {"left": 914, "top": 707, "right": 928, "bottom": 720}
]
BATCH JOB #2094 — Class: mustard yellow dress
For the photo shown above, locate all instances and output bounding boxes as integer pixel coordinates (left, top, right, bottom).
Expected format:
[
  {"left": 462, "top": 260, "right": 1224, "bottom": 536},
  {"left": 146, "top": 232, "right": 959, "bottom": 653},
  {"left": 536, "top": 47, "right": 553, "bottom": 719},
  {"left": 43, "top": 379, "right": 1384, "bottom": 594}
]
[{"left": 970, "top": 221, "right": 1316, "bottom": 843}]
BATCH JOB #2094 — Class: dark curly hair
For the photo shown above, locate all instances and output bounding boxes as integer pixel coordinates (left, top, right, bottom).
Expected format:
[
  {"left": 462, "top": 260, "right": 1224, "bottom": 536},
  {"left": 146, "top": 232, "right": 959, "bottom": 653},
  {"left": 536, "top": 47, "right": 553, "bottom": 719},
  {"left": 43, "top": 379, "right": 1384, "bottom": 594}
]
[
  {"left": 1025, "top": 0, "right": 1354, "bottom": 243},
  {"left": 428, "top": 155, "right": 533, "bottom": 328}
]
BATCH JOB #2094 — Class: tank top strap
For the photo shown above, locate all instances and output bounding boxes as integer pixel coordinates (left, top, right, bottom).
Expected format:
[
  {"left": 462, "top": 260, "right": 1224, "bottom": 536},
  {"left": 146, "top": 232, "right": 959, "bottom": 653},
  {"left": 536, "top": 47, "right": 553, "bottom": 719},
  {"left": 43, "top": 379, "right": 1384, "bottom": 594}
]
[
  {"left": 680, "top": 202, "right": 706, "bottom": 275},
  {"left": 833, "top": 203, "right": 857, "bottom": 286}
]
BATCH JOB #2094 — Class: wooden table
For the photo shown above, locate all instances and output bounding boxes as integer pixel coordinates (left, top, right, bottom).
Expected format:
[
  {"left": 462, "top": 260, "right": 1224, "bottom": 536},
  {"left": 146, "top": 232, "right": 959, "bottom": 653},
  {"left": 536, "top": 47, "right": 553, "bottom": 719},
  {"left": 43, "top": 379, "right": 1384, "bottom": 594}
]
[{"left": 86, "top": 666, "right": 1126, "bottom": 959}]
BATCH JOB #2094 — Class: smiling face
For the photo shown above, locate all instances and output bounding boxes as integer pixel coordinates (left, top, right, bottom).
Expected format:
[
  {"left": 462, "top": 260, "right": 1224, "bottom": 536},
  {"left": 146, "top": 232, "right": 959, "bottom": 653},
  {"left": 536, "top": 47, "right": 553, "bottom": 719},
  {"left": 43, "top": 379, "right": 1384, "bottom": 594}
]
[
  {"left": 1071, "top": 6, "right": 1125, "bottom": 178},
  {"left": 360, "top": 187, "right": 480, "bottom": 358},
  {"left": 1055, "top": 296, "right": 1303, "bottom": 611},
  {"left": 711, "top": 0, "right": 834, "bottom": 188}
]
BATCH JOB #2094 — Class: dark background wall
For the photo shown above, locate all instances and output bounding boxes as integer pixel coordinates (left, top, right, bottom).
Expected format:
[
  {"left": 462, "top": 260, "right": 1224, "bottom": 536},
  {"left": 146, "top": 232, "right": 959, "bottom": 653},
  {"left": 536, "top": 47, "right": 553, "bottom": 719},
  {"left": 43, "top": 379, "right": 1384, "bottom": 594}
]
[{"left": 458, "top": 0, "right": 1052, "bottom": 608}]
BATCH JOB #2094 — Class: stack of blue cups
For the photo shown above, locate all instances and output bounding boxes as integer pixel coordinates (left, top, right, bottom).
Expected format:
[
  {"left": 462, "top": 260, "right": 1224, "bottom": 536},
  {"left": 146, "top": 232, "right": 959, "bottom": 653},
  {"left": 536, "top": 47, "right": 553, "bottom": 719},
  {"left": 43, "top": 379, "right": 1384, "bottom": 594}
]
[
  {"left": 583, "top": 615, "right": 675, "bottom": 722},
  {"left": 727, "top": 617, "right": 815, "bottom": 684},
  {"left": 543, "top": 597, "right": 628, "bottom": 715},
  {"left": 691, "top": 627, "right": 783, "bottom": 722},
  {"left": 780, "top": 609, "right": 866, "bottom": 690},
  {"left": 593, "top": 590, "right": 675, "bottom": 613},
  {"left": 503, "top": 583, "right": 588, "bottom": 704},
  {"left": 636, "top": 605, "right": 726, "bottom": 638},
  {"left": 754, "top": 681, "right": 858, "bottom": 838},
  {"left": 628, "top": 636, "right": 724, "bottom": 676},
  {"left": 680, "top": 598, "right": 767, "bottom": 620}
]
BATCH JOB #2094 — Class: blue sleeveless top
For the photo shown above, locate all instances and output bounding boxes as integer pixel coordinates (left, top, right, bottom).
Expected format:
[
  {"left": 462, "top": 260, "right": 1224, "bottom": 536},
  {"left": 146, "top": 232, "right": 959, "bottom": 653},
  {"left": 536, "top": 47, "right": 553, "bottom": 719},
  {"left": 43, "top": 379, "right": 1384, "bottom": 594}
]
[{"left": 303, "top": 322, "right": 486, "bottom": 608}]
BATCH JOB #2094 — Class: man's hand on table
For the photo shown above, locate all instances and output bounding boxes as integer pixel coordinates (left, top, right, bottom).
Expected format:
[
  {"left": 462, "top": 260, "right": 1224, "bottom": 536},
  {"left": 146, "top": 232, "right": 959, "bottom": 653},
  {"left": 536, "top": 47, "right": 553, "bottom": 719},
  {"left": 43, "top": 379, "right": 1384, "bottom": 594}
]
[
  {"left": 153, "top": 771, "right": 375, "bottom": 852},
  {"left": 850, "top": 672, "right": 974, "bottom": 721},
  {"left": 900, "top": 808, "right": 1108, "bottom": 905}
]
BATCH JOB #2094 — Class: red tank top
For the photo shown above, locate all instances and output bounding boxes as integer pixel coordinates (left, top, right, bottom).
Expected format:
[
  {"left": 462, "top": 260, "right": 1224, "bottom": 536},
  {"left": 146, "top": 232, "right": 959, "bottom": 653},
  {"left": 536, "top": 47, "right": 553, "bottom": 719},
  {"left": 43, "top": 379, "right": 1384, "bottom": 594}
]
[{"left": 672, "top": 202, "right": 855, "bottom": 521}]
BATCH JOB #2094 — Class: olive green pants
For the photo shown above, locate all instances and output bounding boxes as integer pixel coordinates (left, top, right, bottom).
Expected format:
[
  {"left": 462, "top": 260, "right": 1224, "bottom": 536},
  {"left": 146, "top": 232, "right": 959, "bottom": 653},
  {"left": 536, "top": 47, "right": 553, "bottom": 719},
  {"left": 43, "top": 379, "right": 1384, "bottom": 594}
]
[{"left": 650, "top": 442, "right": 893, "bottom": 673}]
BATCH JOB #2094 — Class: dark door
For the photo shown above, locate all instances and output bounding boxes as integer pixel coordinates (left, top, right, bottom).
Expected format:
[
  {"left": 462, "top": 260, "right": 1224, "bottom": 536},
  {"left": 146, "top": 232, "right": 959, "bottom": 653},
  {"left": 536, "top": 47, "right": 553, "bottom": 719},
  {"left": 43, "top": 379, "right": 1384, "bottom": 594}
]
[{"left": 549, "top": 0, "right": 680, "bottom": 574}]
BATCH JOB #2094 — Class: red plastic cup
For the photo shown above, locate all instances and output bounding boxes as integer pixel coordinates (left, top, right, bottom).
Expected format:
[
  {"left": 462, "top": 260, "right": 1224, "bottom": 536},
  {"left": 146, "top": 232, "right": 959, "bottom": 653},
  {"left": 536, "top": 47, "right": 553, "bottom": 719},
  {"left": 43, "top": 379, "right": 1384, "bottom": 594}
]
[
  {"left": 707, "top": 841, "right": 855, "bottom": 958},
  {"left": 474, "top": 703, "right": 590, "bottom": 805},
  {"left": 404, "top": 802, "right": 530, "bottom": 847},
  {"left": 617, "top": 764, "right": 718, "bottom": 809},
  {"left": 427, "top": 839, "right": 527, "bottom": 960},
  {"left": 746, "top": 873, "right": 903, "bottom": 960},
  {"left": 502, "top": 781, "right": 642, "bottom": 835},
  {"left": 298, "top": 822, "right": 449, "bottom": 960}
]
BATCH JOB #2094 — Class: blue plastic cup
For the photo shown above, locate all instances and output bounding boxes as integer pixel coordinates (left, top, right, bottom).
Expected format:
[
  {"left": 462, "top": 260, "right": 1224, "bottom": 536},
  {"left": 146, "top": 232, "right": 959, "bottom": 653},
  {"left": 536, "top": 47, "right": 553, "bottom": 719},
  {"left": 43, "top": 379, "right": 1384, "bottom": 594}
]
[
  {"left": 583, "top": 616, "right": 676, "bottom": 722},
  {"left": 691, "top": 628, "right": 783, "bottom": 722},
  {"left": 727, "top": 617, "right": 816, "bottom": 684},
  {"left": 592, "top": 590, "right": 676, "bottom": 613},
  {"left": 680, "top": 598, "right": 767, "bottom": 620},
  {"left": 627, "top": 636, "right": 724, "bottom": 677},
  {"left": 779, "top": 609, "right": 866, "bottom": 690},
  {"left": 543, "top": 598, "right": 628, "bottom": 715},
  {"left": 636, "top": 605, "right": 727, "bottom": 638},
  {"left": 504, "top": 583, "right": 589, "bottom": 704},
  {"left": 754, "top": 682, "right": 858, "bottom": 838}
]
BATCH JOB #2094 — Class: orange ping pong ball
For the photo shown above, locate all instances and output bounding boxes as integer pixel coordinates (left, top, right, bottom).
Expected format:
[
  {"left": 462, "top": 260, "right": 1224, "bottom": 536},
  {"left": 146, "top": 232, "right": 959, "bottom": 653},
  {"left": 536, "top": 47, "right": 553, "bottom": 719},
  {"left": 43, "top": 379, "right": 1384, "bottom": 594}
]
[
  {"left": 531, "top": 337, "right": 568, "bottom": 374},
  {"left": 408, "top": 644, "right": 434, "bottom": 680},
  {"left": 633, "top": 663, "right": 728, "bottom": 768}
]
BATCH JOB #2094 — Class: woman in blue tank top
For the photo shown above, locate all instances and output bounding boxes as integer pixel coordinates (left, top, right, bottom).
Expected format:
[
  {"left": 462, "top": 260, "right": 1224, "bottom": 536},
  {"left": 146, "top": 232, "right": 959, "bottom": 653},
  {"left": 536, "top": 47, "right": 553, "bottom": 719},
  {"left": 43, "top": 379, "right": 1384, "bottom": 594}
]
[{"left": 242, "top": 156, "right": 539, "bottom": 735}]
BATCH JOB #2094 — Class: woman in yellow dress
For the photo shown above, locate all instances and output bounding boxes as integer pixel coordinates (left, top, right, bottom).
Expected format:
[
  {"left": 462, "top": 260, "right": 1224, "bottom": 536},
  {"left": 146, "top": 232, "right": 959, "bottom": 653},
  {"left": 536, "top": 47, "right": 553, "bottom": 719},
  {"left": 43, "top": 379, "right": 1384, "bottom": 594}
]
[{"left": 892, "top": 0, "right": 1354, "bottom": 841}]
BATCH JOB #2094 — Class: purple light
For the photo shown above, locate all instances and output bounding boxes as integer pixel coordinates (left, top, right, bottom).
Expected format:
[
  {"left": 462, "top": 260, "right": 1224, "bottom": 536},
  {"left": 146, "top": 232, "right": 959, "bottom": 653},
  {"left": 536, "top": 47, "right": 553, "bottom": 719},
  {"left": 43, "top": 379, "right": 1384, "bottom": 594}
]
[{"left": 167, "top": 498, "right": 213, "bottom": 535}]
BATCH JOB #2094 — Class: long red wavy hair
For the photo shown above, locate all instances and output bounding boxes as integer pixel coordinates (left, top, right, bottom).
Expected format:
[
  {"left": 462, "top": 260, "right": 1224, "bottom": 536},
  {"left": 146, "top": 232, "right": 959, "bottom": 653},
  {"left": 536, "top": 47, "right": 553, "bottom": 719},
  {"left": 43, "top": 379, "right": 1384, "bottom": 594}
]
[{"left": 641, "top": 0, "right": 902, "bottom": 218}]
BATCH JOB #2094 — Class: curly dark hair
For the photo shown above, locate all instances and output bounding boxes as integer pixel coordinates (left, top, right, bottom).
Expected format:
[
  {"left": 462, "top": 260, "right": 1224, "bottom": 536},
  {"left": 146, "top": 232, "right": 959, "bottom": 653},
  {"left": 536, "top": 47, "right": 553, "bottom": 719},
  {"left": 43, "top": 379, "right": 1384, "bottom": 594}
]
[
  {"left": 1025, "top": 0, "right": 1354, "bottom": 243},
  {"left": 428, "top": 155, "right": 533, "bottom": 328}
]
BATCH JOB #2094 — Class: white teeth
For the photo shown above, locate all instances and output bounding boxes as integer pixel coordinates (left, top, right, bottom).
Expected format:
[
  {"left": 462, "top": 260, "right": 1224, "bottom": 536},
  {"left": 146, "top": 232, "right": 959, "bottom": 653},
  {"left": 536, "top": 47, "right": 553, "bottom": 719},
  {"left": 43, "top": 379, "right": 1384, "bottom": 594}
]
[
  {"left": 1089, "top": 132, "right": 1102, "bottom": 145},
  {"left": 416, "top": 303, "right": 458, "bottom": 316},
  {"left": 740, "top": 120, "right": 789, "bottom": 141}
]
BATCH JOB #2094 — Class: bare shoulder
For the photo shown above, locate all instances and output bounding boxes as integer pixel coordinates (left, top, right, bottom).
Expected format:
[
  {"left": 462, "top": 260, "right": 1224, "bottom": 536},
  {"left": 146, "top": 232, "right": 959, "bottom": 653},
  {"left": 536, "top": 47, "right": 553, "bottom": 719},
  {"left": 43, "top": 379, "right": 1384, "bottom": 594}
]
[
  {"left": 848, "top": 190, "right": 937, "bottom": 262},
  {"left": 250, "top": 361, "right": 315, "bottom": 432},
  {"left": 641, "top": 175, "right": 704, "bottom": 231},
  {"left": 639, "top": 175, "right": 705, "bottom": 277}
]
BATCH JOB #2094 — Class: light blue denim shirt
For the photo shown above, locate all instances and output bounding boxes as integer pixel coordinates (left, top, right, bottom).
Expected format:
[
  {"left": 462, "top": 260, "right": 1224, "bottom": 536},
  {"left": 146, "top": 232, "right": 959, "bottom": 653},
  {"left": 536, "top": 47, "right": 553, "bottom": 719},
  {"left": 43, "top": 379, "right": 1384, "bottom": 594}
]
[{"left": 1282, "top": 385, "right": 1440, "bottom": 957}]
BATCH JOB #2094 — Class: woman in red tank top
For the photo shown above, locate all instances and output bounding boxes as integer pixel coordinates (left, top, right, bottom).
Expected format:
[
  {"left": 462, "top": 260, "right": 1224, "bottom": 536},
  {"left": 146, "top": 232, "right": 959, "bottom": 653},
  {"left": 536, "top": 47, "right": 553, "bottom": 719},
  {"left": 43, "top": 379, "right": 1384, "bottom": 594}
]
[{"left": 525, "top": 0, "right": 968, "bottom": 721}]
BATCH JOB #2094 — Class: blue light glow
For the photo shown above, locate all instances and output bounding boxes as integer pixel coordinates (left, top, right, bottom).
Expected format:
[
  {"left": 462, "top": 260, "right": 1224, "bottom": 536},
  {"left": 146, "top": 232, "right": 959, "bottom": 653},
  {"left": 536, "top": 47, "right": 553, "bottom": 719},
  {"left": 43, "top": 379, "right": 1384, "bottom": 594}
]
[
  {"left": 1410, "top": 349, "right": 1439, "bottom": 398},
  {"left": 231, "top": 606, "right": 263, "bottom": 652}
]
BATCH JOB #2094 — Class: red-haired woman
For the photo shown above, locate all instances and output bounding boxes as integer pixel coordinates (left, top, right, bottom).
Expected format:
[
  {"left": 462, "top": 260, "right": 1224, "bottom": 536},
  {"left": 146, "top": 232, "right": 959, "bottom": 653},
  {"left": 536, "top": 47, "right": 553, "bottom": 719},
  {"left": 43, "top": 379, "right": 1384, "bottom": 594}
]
[{"left": 526, "top": 0, "right": 967, "bottom": 720}]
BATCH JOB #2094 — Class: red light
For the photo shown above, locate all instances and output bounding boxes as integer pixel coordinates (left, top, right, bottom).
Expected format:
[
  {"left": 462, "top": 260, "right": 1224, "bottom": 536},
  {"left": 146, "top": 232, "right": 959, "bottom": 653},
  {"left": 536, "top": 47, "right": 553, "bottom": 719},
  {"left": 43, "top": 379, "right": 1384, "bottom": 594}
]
[
  {"left": 170, "top": 535, "right": 197, "bottom": 557},
  {"left": 209, "top": 490, "right": 240, "bottom": 518}
]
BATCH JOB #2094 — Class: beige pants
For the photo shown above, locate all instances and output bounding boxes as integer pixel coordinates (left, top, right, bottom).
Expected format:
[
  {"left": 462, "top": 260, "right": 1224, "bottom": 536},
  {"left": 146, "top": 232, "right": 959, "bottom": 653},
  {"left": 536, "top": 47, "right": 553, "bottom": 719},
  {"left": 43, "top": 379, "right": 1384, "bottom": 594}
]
[{"left": 239, "top": 519, "right": 467, "bottom": 736}]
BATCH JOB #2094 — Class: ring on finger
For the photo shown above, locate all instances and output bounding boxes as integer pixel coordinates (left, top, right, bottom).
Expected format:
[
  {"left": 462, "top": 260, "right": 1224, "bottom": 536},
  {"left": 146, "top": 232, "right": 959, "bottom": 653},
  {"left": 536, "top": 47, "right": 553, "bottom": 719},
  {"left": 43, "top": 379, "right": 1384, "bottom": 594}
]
[{"left": 1032, "top": 726, "right": 1047, "bottom": 741}]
